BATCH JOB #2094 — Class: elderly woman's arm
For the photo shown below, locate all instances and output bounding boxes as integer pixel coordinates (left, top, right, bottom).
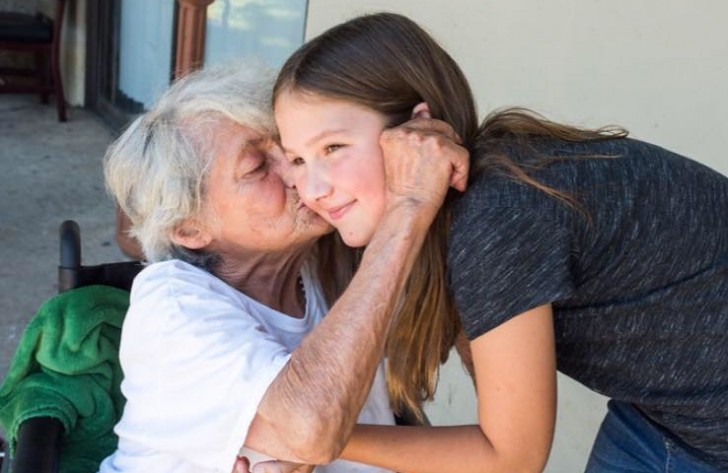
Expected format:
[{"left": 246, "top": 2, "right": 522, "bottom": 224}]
[{"left": 245, "top": 118, "right": 468, "bottom": 465}]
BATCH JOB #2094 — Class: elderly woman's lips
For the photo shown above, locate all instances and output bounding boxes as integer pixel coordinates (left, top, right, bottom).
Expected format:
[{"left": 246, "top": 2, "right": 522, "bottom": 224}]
[{"left": 297, "top": 201, "right": 313, "bottom": 212}]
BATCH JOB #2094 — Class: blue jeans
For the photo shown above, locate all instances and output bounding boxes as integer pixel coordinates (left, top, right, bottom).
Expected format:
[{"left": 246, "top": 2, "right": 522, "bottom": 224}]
[{"left": 585, "top": 400, "right": 723, "bottom": 473}]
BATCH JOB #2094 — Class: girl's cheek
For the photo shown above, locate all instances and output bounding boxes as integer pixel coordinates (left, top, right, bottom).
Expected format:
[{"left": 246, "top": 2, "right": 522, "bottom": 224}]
[{"left": 328, "top": 157, "right": 351, "bottom": 181}]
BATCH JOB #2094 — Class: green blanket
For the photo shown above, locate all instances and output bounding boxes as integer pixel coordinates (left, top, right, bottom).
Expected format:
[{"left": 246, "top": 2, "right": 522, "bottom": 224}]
[{"left": 0, "top": 285, "right": 129, "bottom": 473}]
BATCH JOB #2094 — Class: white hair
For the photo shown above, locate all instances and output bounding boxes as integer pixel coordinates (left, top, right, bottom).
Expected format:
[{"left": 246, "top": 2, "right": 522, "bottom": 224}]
[{"left": 104, "top": 62, "right": 276, "bottom": 263}]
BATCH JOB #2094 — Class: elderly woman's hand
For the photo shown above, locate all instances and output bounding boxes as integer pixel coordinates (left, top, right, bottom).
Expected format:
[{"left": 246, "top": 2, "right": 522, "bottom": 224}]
[
  {"left": 232, "top": 455, "right": 250, "bottom": 473},
  {"left": 379, "top": 106, "right": 469, "bottom": 216},
  {"left": 231, "top": 456, "right": 314, "bottom": 473},
  {"left": 251, "top": 460, "right": 314, "bottom": 473}
]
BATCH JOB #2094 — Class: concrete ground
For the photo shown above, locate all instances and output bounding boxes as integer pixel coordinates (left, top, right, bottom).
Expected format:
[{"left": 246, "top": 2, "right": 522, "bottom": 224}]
[{"left": 0, "top": 94, "right": 129, "bottom": 438}]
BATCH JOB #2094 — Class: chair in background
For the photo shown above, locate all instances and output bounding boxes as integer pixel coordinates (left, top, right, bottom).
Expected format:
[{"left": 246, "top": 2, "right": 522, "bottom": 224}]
[{"left": 0, "top": 0, "right": 68, "bottom": 122}]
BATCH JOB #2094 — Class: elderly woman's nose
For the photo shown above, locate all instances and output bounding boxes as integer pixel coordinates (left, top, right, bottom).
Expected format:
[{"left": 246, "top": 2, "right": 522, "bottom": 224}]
[
  {"left": 266, "top": 148, "right": 296, "bottom": 187},
  {"left": 269, "top": 159, "right": 296, "bottom": 188}
]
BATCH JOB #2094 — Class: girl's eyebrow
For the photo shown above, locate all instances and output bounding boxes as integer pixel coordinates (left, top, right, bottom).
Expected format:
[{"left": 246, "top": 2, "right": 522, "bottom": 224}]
[
  {"left": 305, "top": 128, "right": 347, "bottom": 148},
  {"left": 280, "top": 128, "right": 347, "bottom": 156}
]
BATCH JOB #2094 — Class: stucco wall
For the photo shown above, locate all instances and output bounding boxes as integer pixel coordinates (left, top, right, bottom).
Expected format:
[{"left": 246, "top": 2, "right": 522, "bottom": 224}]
[
  {"left": 305, "top": 2, "right": 728, "bottom": 472},
  {"left": 306, "top": 1, "right": 728, "bottom": 173}
]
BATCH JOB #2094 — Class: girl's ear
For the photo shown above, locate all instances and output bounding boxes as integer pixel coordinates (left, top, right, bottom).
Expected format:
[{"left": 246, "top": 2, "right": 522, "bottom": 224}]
[
  {"left": 411, "top": 102, "right": 431, "bottom": 119},
  {"left": 171, "top": 218, "right": 213, "bottom": 250}
]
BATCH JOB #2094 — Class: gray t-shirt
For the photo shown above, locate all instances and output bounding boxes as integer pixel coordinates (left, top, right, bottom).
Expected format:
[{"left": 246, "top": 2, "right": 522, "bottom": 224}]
[{"left": 448, "top": 137, "right": 728, "bottom": 467}]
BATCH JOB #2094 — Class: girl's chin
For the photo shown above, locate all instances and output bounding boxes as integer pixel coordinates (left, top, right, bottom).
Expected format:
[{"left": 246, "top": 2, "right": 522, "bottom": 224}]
[{"left": 338, "top": 230, "right": 372, "bottom": 249}]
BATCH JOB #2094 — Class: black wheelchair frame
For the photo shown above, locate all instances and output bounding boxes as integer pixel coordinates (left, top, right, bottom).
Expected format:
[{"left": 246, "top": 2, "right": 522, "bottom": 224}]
[{"left": 6, "top": 221, "right": 142, "bottom": 473}]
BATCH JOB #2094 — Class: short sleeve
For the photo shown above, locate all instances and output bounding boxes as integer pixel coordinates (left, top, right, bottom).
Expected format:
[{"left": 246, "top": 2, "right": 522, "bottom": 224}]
[
  {"left": 115, "top": 262, "right": 291, "bottom": 472},
  {"left": 448, "top": 204, "right": 576, "bottom": 340}
]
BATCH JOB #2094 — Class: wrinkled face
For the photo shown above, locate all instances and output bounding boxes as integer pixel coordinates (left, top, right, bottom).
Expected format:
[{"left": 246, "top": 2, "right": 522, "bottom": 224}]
[
  {"left": 199, "top": 120, "right": 331, "bottom": 257},
  {"left": 274, "top": 91, "right": 388, "bottom": 248}
]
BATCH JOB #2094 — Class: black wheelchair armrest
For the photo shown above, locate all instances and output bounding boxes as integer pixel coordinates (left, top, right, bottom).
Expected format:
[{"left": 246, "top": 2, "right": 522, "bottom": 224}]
[
  {"left": 11, "top": 417, "right": 63, "bottom": 473},
  {"left": 58, "top": 220, "right": 144, "bottom": 292}
]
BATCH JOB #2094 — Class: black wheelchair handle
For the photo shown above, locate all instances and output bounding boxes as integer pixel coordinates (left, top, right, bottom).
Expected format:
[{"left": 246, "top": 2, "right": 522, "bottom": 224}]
[{"left": 59, "top": 220, "right": 81, "bottom": 269}]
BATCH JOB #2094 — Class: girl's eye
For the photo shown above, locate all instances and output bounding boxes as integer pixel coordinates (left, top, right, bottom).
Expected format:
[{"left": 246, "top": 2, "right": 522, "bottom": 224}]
[
  {"left": 291, "top": 156, "right": 305, "bottom": 166},
  {"left": 324, "top": 144, "right": 343, "bottom": 155}
]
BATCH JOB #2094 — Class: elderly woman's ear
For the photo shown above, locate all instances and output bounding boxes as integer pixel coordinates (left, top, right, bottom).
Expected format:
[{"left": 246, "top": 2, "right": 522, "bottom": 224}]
[{"left": 171, "top": 219, "right": 213, "bottom": 250}]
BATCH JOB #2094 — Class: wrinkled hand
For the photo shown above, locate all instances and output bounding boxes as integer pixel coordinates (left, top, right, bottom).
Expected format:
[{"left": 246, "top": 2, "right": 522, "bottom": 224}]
[
  {"left": 379, "top": 117, "right": 469, "bottom": 216},
  {"left": 252, "top": 460, "right": 314, "bottom": 473},
  {"left": 231, "top": 457, "right": 314, "bottom": 473},
  {"left": 232, "top": 455, "right": 250, "bottom": 473}
]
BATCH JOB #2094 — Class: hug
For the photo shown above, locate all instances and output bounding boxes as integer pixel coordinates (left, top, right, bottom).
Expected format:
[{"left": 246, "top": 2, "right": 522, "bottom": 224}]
[{"left": 99, "top": 11, "right": 728, "bottom": 473}]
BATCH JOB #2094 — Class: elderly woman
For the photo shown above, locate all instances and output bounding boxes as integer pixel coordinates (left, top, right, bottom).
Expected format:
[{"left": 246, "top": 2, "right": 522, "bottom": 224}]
[{"left": 98, "top": 63, "right": 467, "bottom": 473}]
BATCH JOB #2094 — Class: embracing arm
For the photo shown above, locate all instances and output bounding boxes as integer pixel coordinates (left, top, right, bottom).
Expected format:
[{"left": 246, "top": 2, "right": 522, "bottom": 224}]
[
  {"left": 245, "top": 118, "right": 469, "bottom": 465},
  {"left": 247, "top": 206, "right": 435, "bottom": 464},
  {"left": 340, "top": 304, "right": 557, "bottom": 473}
]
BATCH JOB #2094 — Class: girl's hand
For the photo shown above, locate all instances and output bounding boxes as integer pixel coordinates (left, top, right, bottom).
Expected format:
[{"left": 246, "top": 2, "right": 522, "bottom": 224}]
[{"left": 379, "top": 106, "right": 469, "bottom": 216}]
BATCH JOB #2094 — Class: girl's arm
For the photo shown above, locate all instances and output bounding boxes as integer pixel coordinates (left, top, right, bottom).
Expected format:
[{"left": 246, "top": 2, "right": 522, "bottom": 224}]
[{"left": 341, "top": 304, "right": 557, "bottom": 473}]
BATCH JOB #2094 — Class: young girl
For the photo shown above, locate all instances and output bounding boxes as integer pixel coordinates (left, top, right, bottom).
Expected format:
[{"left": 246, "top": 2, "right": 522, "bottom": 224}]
[{"left": 272, "top": 12, "right": 728, "bottom": 473}]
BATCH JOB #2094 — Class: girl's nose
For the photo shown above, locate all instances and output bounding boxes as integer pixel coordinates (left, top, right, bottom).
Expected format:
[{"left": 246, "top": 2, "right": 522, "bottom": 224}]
[{"left": 300, "top": 162, "right": 333, "bottom": 202}]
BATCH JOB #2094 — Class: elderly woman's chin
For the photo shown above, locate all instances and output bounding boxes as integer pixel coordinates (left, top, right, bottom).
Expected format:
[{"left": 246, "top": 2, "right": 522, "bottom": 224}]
[{"left": 297, "top": 204, "right": 334, "bottom": 238}]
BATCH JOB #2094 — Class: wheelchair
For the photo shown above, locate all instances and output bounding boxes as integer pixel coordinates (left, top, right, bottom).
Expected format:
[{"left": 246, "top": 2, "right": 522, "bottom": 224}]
[
  {"left": 0, "top": 221, "right": 423, "bottom": 473},
  {"left": 0, "top": 221, "right": 142, "bottom": 473}
]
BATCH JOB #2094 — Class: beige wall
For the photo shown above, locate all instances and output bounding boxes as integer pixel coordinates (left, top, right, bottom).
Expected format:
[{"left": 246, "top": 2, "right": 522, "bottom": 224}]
[
  {"left": 306, "top": 1, "right": 728, "bottom": 472},
  {"left": 306, "top": 0, "right": 728, "bottom": 174},
  {"left": 39, "top": 0, "right": 86, "bottom": 106}
]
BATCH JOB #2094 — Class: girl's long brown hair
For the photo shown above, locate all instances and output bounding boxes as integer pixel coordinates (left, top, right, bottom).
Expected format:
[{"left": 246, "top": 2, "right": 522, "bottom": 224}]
[{"left": 274, "top": 12, "right": 627, "bottom": 421}]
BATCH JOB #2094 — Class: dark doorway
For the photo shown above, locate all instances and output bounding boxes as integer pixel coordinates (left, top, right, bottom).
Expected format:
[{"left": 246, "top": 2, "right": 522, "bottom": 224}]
[{"left": 85, "top": 0, "right": 177, "bottom": 132}]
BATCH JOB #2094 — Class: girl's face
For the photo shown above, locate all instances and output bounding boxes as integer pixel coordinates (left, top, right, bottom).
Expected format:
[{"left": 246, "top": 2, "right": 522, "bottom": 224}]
[{"left": 275, "top": 90, "right": 389, "bottom": 248}]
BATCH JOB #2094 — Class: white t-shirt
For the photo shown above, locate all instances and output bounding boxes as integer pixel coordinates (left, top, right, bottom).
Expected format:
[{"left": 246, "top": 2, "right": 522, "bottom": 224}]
[{"left": 98, "top": 259, "right": 394, "bottom": 473}]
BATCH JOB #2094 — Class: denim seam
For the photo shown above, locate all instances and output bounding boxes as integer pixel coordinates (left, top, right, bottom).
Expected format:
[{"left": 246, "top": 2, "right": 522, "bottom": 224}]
[{"left": 664, "top": 438, "right": 675, "bottom": 473}]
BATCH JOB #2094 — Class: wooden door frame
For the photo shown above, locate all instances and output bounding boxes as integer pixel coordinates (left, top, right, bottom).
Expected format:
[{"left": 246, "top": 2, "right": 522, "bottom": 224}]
[{"left": 175, "top": 0, "right": 216, "bottom": 79}]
